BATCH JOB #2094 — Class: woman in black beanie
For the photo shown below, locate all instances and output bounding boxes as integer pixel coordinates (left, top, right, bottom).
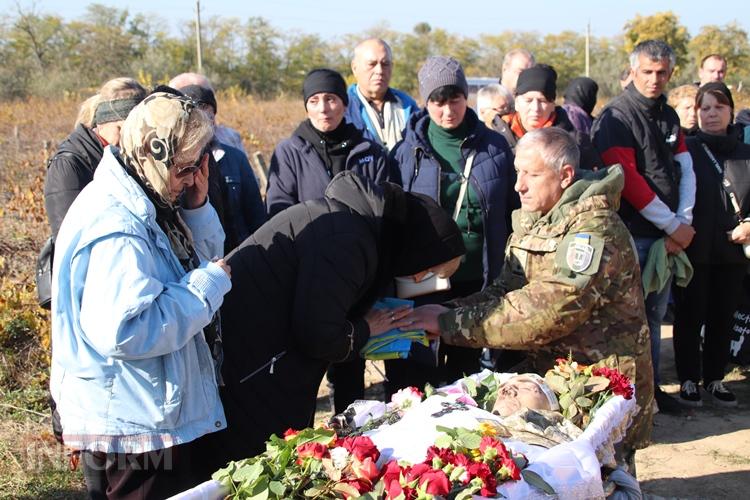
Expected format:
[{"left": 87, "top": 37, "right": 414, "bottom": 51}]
[
  {"left": 265, "top": 68, "right": 388, "bottom": 216},
  {"left": 265, "top": 68, "right": 390, "bottom": 415},
  {"left": 492, "top": 64, "right": 601, "bottom": 169}
]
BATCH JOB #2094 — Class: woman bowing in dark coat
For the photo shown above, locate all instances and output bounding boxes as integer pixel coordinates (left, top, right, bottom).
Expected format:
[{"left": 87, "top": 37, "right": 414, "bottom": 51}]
[{"left": 193, "top": 172, "right": 465, "bottom": 474}]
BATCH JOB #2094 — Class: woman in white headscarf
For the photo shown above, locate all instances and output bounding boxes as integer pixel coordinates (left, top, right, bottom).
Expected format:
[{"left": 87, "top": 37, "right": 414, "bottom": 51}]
[{"left": 50, "top": 92, "right": 232, "bottom": 498}]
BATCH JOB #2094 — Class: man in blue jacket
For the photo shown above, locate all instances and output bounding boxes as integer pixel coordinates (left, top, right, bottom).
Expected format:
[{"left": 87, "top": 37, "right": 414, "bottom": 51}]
[{"left": 346, "top": 38, "right": 417, "bottom": 152}]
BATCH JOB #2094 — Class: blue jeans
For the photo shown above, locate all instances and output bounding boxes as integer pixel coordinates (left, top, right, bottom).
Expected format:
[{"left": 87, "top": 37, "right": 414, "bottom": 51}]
[{"left": 634, "top": 236, "right": 672, "bottom": 387}]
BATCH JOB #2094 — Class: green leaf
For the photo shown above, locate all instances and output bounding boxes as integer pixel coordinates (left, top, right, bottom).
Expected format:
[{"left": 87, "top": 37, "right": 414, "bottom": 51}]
[
  {"left": 575, "top": 396, "right": 594, "bottom": 408},
  {"left": 567, "top": 404, "right": 579, "bottom": 418},
  {"left": 233, "top": 461, "right": 264, "bottom": 484},
  {"left": 246, "top": 476, "right": 270, "bottom": 500},
  {"left": 569, "top": 378, "right": 585, "bottom": 399},
  {"left": 458, "top": 432, "right": 482, "bottom": 449},
  {"left": 558, "top": 393, "right": 573, "bottom": 410},
  {"left": 544, "top": 373, "right": 569, "bottom": 394},
  {"left": 268, "top": 481, "right": 285, "bottom": 497},
  {"left": 424, "top": 383, "right": 435, "bottom": 398},
  {"left": 303, "top": 486, "right": 323, "bottom": 497},
  {"left": 334, "top": 482, "right": 362, "bottom": 497},
  {"left": 434, "top": 433, "right": 453, "bottom": 449},
  {"left": 512, "top": 454, "right": 528, "bottom": 470},
  {"left": 584, "top": 376, "right": 611, "bottom": 393},
  {"left": 435, "top": 425, "right": 458, "bottom": 437},
  {"left": 522, "top": 469, "right": 556, "bottom": 495},
  {"left": 461, "top": 376, "right": 478, "bottom": 396}
]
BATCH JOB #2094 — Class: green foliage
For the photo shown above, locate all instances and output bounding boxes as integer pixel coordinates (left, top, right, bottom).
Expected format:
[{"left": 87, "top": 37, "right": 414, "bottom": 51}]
[
  {"left": 623, "top": 11, "right": 690, "bottom": 75},
  {"left": 688, "top": 23, "right": 750, "bottom": 87},
  {"left": 0, "top": 5, "right": 748, "bottom": 103}
]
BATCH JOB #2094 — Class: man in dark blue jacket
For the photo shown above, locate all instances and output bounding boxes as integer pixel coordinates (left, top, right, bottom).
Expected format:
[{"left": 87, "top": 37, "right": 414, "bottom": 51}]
[
  {"left": 389, "top": 55, "right": 519, "bottom": 394},
  {"left": 346, "top": 38, "right": 417, "bottom": 153}
]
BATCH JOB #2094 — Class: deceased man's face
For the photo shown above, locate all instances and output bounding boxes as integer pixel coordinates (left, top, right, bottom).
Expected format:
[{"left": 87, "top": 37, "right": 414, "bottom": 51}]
[{"left": 493, "top": 375, "right": 554, "bottom": 417}]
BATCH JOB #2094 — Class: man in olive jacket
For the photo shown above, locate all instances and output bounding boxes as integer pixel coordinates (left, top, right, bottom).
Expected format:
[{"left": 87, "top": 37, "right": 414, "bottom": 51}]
[{"left": 405, "top": 128, "right": 654, "bottom": 459}]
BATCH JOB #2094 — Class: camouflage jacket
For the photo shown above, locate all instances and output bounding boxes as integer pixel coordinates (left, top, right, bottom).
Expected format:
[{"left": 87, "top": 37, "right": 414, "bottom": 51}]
[{"left": 438, "top": 165, "right": 653, "bottom": 448}]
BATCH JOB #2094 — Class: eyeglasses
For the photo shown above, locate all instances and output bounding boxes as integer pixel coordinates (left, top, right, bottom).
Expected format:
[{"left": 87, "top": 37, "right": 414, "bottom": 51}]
[{"left": 174, "top": 153, "right": 206, "bottom": 178}]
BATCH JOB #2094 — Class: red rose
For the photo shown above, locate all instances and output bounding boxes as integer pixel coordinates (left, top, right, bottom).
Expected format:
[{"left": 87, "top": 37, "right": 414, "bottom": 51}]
[
  {"left": 381, "top": 460, "right": 407, "bottom": 499},
  {"left": 351, "top": 456, "right": 380, "bottom": 483},
  {"left": 405, "top": 462, "right": 432, "bottom": 482},
  {"left": 342, "top": 478, "right": 372, "bottom": 496},
  {"left": 283, "top": 428, "right": 299, "bottom": 440},
  {"left": 337, "top": 436, "right": 381, "bottom": 462},
  {"left": 296, "top": 442, "right": 328, "bottom": 460},
  {"left": 418, "top": 468, "right": 451, "bottom": 496}
]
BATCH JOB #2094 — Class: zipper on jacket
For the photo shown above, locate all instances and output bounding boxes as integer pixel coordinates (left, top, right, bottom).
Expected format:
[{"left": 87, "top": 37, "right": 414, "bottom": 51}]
[{"left": 239, "top": 351, "right": 287, "bottom": 383}]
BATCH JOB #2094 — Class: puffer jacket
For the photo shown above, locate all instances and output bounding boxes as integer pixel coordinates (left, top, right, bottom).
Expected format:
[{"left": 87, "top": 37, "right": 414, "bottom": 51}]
[
  {"left": 196, "top": 173, "right": 405, "bottom": 467},
  {"left": 390, "top": 108, "right": 518, "bottom": 286},
  {"left": 439, "top": 166, "right": 653, "bottom": 449},
  {"left": 44, "top": 124, "right": 104, "bottom": 238},
  {"left": 50, "top": 147, "right": 232, "bottom": 454},
  {"left": 265, "top": 131, "right": 388, "bottom": 216}
]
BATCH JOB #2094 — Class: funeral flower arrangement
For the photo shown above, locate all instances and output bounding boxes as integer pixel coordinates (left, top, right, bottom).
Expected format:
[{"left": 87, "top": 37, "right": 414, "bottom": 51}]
[
  {"left": 543, "top": 354, "right": 634, "bottom": 429},
  {"left": 212, "top": 427, "right": 383, "bottom": 499},
  {"left": 212, "top": 421, "right": 554, "bottom": 499},
  {"left": 380, "top": 424, "right": 554, "bottom": 499}
]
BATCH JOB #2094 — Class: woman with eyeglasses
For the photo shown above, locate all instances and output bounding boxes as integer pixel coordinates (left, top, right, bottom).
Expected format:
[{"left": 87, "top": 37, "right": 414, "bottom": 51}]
[{"left": 49, "top": 92, "right": 232, "bottom": 498}]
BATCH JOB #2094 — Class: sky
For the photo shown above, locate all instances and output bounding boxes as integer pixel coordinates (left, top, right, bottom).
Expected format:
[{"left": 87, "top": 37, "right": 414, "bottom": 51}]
[{"left": 7, "top": 0, "right": 749, "bottom": 40}]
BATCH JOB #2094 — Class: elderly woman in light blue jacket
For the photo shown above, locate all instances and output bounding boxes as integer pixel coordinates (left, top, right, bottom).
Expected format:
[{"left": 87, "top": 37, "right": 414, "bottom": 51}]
[{"left": 50, "top": 92, "right": 232, "bottom": 499}]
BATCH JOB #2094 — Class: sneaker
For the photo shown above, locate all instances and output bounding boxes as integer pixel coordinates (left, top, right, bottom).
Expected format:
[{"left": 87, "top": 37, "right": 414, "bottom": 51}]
[
  {"left": 654, "top": 387, "right": 684, "bottom": 415},
  {"left": 704, "top": 380, "right": 737, "bottom": 407},
  {"left": 679, "top": 380, "right": 702, "bottom": 407}
]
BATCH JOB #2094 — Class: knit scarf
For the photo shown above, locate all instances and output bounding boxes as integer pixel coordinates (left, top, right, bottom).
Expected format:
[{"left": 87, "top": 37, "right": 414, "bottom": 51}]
[
  {"left": 508, "top": 110, "right": 557, "bottom": 139},
  {"left": 355, "top": 86, "right": 406, "bottom": 151}
]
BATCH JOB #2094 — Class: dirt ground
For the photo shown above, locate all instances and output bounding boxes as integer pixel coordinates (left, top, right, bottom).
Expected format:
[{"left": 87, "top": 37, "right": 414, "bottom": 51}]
[{"left": 315, "top": 326, "right": 750, "bottom": 499}]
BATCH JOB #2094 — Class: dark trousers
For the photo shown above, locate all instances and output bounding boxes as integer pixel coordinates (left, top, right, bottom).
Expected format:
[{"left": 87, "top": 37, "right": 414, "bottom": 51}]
[
  {"left": 80, "top": 442, "right": 196, "bottom": 500},
  {"left": 326, "top": 357, "right": 366, "bottom": 415},
  {"left": 673, "top": 263, "right": 746, "bottom": 384}
]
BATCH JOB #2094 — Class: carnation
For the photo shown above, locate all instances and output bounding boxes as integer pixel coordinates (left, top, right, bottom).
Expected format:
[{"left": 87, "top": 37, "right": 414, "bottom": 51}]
[{"left": 391, "top": 386, "right": 424, "bottom": 409}]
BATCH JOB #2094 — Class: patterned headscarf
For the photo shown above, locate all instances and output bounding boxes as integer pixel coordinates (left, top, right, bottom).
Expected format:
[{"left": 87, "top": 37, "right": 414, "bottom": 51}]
[
  {"left": 119, "top": 92, "right": 195, "bottom": 208},
  {"left": 119, "top": 92, "right": 198, "bottom": 269}
]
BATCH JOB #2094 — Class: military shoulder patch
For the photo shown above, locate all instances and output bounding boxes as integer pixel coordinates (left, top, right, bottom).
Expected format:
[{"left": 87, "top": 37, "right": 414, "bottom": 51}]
[
  {"left": 567, "top": 234, "right": 594, "bottom": 272},
  {"left": 555, "top": 233, "right": 604, "bottom": 276}
]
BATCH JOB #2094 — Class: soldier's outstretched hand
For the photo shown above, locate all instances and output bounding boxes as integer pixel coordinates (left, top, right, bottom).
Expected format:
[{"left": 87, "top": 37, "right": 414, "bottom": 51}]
[{"left": 401, "top": 304, "right": 450, "bottom": 338}]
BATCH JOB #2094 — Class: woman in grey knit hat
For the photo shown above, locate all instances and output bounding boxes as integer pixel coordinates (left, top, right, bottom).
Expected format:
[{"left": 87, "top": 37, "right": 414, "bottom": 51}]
[{"left": 387, "top": 56, "right": 519, "bottom": 395}]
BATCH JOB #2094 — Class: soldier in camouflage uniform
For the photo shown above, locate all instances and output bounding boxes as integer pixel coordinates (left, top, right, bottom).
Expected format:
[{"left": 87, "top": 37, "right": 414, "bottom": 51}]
[{"left": 403, "top": 127, "right": 653, "bottom": 454}]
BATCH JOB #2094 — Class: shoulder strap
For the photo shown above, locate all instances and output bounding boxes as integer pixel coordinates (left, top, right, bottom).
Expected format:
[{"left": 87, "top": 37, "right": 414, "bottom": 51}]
[
  {"left": 700, "top": 141, "right": 744, "bottom": 221},
  {"left": 452, "top": 153, "right": 477, "bottom": 221}
]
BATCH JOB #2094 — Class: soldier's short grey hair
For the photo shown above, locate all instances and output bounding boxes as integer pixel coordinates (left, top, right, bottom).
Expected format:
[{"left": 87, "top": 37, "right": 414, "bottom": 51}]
[
  {"left": 477, "top": 83, "right": 515, "bottom": 114},
  {"left": 502, "top": 48, "right": 535, "bottom": 71},
  {"left": 517, "top": 128, "right": 579, "bottom": 173},
  {"left": 629, "top": 40, "right": 676, "bottom": 72}
]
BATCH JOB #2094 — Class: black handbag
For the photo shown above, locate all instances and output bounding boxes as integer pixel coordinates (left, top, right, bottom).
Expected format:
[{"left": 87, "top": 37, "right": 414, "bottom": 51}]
[{"left": 36, "top": 236, "right": 54, "bottom": 309}]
